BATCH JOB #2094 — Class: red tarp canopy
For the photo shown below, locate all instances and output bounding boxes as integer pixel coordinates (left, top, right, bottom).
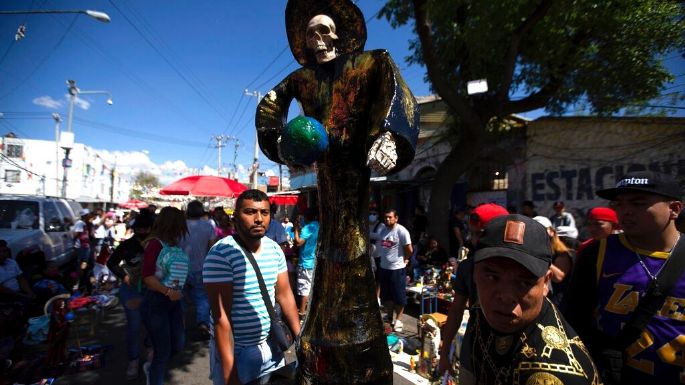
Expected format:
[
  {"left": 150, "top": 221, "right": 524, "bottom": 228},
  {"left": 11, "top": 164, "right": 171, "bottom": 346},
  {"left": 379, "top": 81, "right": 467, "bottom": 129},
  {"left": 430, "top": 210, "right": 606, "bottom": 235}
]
[
  {"left": 159, "top": 175, "right": 248, "bottom": 197},
  {"left": 269, "top": 195, "right": 299, "bottom": 205},
  {"left": 118, "top": 198, "right": 149, "bottom": 209}
]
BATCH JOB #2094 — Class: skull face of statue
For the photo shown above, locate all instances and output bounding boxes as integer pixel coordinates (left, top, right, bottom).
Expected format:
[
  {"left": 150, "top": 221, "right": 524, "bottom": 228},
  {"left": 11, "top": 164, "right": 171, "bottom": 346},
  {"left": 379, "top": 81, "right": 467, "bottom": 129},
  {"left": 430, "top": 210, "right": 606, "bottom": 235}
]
[{"left": 306, "top": 15, "right": 338, "bottom": 63}]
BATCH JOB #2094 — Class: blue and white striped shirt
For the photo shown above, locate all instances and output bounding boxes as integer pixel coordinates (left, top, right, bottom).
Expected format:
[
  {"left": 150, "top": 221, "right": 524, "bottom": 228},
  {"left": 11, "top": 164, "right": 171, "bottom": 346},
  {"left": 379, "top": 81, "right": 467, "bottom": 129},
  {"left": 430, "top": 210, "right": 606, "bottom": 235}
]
[{"left": 202, "top": 235, "right": 286, "bottom": 346}]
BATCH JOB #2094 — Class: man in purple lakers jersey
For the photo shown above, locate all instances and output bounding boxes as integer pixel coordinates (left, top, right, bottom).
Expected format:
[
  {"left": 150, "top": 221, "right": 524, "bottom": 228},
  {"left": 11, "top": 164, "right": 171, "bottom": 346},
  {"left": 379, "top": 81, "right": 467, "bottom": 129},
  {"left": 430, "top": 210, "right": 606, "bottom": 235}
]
[{"left": 566, "top": 171, "right": 683, "bottom": 384}]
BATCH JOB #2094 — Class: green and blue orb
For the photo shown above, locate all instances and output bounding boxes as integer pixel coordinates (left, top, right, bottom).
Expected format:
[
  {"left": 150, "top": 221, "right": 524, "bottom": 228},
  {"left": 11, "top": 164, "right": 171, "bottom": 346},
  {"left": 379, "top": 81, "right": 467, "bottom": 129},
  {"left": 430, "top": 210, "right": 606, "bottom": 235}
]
[{"left": 279, "top": 116, "right": 329, "bottom": 166}]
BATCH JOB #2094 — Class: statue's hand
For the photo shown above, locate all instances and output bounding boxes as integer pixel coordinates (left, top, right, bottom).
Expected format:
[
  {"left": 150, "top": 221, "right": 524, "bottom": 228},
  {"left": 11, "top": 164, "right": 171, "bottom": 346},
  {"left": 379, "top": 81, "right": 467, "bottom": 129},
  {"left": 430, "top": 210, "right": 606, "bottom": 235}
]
[{"left": 366, "top": 132, "right": 397, "bottom": 175}]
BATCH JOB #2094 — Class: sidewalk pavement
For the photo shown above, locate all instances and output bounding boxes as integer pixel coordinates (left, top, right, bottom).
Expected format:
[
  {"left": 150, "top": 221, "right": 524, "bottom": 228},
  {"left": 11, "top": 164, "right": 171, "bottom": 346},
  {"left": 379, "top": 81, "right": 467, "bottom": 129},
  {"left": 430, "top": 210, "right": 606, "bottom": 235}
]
[{"left": 53, "top": 300, "right": 428, "bottom": 385}]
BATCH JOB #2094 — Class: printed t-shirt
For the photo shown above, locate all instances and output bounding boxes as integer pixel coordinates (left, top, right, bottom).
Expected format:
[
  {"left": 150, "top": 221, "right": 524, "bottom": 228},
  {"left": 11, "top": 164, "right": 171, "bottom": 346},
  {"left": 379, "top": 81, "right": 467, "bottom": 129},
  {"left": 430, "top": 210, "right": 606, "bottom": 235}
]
[
  {"left": 377, "top": 224, "right": 412, "bottom": 270},
  {"left": 0, "top": 259, "right": 22, "bottom": 292}
]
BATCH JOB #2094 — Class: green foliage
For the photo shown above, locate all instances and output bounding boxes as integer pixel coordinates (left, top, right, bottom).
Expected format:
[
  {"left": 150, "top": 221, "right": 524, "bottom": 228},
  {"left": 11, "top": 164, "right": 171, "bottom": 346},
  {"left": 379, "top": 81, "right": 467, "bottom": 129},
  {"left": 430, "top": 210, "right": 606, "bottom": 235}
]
[
  {"left": 130, "top": 171, "right": 160, "bottom": 198},
  {"left": 380, "top": 0, "right": 685, "bottom": 116},
  {"left": 133, "top": 171, "right": 160, "bottom": 188},
  {"left": 379, "top": 0, "right": 684, "bottom": 247}
]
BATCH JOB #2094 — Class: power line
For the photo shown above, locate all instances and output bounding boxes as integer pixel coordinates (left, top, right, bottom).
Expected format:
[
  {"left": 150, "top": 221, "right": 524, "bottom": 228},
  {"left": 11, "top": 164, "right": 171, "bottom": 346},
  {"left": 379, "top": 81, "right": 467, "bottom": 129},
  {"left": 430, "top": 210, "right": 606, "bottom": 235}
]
[
  {"left": 253, "top": 61, "right": 297, "bottom": 92},
  {"left": 52, "top": 16, "right": 206, "bottom": 130},
  {"left": 227, "top": 93, "right": 255, "bottom": 137},
  {"left": 0, "top": 0, "right": 40, "bottom": 69},
  {"left": 244, "top": 46, "right": 290, "bottom": 90},
  {"left": 72, "top": 117, "right": 209, "bottom": 147},
  {"left": 0, "top": 152, "right": 57, "bottom": 182},
  {"left": 0, "top": 15, "right": 78, "bottom": 101},
  {"left": 222, "top": 93, "right": 246, "bottom": 137},
  {"left": 107, "top": 0, "right": 230, "bottom": 125},
  {"left": 0, "top": 118, "right": 32, "bottom": 139}
]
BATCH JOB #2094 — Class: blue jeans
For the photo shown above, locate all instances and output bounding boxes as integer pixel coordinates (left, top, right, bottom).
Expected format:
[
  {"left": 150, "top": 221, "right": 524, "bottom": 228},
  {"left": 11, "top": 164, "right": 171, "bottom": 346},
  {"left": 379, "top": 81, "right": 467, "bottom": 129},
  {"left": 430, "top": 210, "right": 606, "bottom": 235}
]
[
  {"left": 143, "top": 290, "right": 185, "bottom": 385},
  {"left": 185, "top": 270, "right": 210, "bottom": 326},
  {"left": 209, "top": 336, "right": 284, "bottom": 385},
  {"left": 77, "top": 247, "right": 90, "bottom": 263},
  {"left": 118, "top": 283, "right": 145, "bottom": 361}
]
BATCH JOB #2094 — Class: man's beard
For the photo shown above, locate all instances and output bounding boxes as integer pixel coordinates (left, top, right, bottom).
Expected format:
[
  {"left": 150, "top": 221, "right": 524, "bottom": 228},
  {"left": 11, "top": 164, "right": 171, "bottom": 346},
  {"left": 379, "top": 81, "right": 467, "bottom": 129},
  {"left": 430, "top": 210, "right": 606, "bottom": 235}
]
[
  {"left": 244, "top": 231, "right": 265, "bottom": 240},
  {"left": 236, "top": 225, "right": 265, "bottom": 241}
]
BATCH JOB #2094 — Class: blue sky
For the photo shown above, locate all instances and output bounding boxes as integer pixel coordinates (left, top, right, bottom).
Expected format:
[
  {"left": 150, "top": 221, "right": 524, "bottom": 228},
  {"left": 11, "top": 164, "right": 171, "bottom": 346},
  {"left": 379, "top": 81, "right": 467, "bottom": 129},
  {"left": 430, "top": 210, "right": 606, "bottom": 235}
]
[
  {"left": 1, "top": 1, "right": 683, "bottom": 185},
  {"left": 0, "top": 0, "right": 430, "bottom": 183}
]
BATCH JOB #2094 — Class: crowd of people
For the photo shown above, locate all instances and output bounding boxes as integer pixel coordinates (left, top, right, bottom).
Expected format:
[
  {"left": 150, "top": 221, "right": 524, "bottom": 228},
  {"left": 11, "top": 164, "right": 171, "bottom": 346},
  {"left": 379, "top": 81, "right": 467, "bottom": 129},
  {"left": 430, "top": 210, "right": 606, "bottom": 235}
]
[
  {"left": 365, "top": 171, "right": 685, "bottom": 385},
  {"left": 1, "top": 169, "right": 684, "bottom": 385},
  {"left": 0, "top": 194, "right": 319, "bottom": 385},
  {"left": 436, "top": 170, "right": 685, "bottom": 385}
]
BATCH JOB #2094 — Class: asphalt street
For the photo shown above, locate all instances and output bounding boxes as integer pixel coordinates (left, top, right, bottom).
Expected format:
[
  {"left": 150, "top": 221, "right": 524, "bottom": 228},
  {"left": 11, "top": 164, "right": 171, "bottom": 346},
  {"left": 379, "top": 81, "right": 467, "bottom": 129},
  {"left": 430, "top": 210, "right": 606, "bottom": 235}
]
[{"left": 52, "top": 298, "right": 426, "bottom": 385}]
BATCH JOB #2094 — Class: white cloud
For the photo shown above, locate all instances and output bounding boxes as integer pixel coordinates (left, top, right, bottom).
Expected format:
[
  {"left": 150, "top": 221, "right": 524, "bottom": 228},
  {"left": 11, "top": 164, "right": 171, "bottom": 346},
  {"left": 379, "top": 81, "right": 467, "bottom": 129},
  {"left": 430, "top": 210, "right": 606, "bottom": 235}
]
[
  {"left": 73, "top": 96, "right": 91, "bottom": 110},
  {"left": 32, "top": 96, "right": 63, "bottom": 109},
  {"left": 201, "top": 165, "right": 218, "bottom": 175},
  {"left": 86, "top": 146, "right": 267, "bottom": 189}
]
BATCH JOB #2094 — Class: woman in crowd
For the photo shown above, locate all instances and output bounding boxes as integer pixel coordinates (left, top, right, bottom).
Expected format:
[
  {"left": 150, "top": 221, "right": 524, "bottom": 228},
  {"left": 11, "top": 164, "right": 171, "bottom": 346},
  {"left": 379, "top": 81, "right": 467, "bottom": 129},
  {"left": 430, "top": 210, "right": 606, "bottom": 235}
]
[
  {"left": 533, "top": 216, "right": 573, "bottom": 307},
  {"left": 141, "top": 207, "right": 189, "bottom": 385},
  {"left": 107, "top": 210, "right": 155, "bottom": 380}
]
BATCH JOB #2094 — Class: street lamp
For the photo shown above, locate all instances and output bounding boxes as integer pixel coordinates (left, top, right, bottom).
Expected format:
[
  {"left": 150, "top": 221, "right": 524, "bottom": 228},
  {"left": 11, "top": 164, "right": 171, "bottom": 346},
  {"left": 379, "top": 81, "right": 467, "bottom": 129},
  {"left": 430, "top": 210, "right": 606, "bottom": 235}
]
[
  {"left": 52, "top": 113, "right": 61, "bottom": 195},
  {"left": 61, "top": 80, "right": 113, "bottom": 198},
  {"left": 244, "top": 89, "right": 262, "bottom": 189},
  {"left": 0, "top": 9, "right": 111, "bottom": 23}
]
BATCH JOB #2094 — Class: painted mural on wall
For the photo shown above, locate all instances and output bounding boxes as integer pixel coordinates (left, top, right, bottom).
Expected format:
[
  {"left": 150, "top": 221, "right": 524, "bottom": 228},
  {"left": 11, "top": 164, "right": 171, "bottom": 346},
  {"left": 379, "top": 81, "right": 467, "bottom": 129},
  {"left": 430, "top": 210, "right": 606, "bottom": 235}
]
[{"left": 524, "top": 118, "right": 685, "bottom": 223}]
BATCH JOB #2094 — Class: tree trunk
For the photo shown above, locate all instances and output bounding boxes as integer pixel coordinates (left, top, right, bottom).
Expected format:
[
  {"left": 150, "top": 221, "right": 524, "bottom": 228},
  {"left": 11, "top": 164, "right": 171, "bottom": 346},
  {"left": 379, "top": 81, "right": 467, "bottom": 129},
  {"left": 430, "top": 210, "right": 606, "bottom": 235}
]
[{"left": 427, "top": 133, "right": 483, "bottom": 250}]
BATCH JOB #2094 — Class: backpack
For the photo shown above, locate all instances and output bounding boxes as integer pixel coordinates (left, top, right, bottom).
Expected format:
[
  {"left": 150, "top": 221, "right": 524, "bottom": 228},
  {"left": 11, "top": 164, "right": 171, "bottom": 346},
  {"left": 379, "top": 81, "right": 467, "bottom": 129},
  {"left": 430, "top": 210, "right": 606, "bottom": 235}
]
[{"left": 155, "top": 241, "right": 189, "bottom": 289}]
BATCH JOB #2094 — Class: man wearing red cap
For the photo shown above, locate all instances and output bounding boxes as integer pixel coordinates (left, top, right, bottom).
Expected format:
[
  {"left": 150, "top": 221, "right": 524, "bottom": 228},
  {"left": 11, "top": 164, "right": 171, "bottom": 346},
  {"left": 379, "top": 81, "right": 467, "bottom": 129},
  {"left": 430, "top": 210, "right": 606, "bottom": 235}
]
[
  {"left": 438, "top": 203, "right": 508, "bottom": 375},
  {"left": 576, "top": 207, "right": 620, "bottom": 255},
  {"left": 587, "top": 207, "right": 619, "bottom": 236}
]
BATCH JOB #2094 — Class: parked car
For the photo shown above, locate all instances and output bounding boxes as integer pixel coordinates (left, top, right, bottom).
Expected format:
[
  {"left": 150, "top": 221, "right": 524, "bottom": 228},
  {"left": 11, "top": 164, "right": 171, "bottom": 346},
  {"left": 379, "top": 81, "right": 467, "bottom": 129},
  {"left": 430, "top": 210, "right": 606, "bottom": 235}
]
[{"left": 0, "top": 195, "right": 83, "bottom": 268}]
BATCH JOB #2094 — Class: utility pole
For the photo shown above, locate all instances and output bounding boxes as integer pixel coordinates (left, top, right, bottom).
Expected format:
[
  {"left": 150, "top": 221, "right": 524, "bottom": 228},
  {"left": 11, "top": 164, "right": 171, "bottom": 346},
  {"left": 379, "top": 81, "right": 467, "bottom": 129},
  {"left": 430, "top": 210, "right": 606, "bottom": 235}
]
[
  {"left": 244, "top": 89, "right": 262, "bottom": 189},
  {"left": 231, "top": 139, "right": 240, "bottom": 179},
  {"left": 110, "top": 164, "right": 116, "bottom": 207},
  {"left": 52, "top": 113, "right": 61, "bottom": 196},
  {"left": 211, "top": 135, "right": 235, "bottom": 177}
]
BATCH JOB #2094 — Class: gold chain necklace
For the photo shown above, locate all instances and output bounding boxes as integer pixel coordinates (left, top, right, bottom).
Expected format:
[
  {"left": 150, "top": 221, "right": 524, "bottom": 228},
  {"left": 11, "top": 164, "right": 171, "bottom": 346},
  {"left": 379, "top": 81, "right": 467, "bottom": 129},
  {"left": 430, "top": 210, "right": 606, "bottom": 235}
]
[
  {"left": 633, "top": 233, "right": 681, "bottom": 294},
  {"left": 475, "top": 312, "right": 528, "bottom": 385}
]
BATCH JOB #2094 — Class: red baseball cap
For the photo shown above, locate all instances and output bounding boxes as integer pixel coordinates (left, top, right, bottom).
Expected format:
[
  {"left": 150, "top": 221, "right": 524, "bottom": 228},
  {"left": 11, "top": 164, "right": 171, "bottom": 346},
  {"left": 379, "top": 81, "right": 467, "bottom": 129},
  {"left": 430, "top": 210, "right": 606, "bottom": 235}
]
[
  {"left": 470, "top": 203, "right": 509, "bottom": 228},
  {"left": 588, "top": 207, "right": 618, "bottom": 223}
]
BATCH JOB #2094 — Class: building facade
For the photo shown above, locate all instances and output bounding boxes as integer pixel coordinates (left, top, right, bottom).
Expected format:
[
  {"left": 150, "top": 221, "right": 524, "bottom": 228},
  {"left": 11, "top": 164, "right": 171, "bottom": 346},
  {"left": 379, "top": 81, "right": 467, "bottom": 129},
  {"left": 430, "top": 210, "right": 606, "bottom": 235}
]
[
  {"left": 515, "top": 116, "right": 685, "bottom": 220},
  {"left": 287, "top": 98, "right": 685, "bottom": 237},
  {"left": 0, "top": 134, "right": 131, "bottom": 204}
]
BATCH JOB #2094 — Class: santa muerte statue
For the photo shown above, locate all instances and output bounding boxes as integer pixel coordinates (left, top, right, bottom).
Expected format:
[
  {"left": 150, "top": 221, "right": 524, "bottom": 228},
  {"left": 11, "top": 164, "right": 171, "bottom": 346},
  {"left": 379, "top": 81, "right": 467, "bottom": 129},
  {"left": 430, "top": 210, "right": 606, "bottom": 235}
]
[{"left": 255, "top": 0, "right": 420, "bottom": 383}]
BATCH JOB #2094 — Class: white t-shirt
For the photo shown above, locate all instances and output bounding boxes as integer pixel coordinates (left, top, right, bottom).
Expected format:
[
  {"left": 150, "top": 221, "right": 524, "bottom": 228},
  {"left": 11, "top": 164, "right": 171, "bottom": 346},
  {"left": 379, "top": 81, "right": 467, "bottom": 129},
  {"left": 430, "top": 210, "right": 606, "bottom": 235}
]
[
  {"left": 377, "top": 224, "right": 412, "bottom": 270},
  {"left": 0, "top": 259, "right": 22, "bottom": 292}
]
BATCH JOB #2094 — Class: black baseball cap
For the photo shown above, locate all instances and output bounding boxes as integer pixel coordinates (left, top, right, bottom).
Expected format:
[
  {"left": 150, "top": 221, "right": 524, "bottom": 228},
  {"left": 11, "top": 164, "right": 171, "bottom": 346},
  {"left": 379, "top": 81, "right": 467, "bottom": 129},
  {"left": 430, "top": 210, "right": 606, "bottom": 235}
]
[
  {"left": 596, "top": 171, "right": 682, "bottom": 201},
  {"left": 474, "top": 214, "right": 552, "bottom": 278}
]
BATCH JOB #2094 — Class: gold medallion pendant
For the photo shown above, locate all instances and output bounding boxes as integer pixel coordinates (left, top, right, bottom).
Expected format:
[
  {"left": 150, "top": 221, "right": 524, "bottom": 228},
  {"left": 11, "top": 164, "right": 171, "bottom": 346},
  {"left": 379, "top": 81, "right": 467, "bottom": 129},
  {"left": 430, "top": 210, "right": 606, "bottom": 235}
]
[
  {"left": 541, "top": 326, "right": 568, "bottom": 350},
  {"left": 525, "top": 372, "right": 563, "bottom": 385}
]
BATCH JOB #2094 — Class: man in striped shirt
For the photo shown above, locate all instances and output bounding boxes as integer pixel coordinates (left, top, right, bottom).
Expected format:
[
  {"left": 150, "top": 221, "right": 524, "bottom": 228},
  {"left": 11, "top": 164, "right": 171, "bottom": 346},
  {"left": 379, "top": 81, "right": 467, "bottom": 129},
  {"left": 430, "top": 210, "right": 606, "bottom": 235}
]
[{"left": 204, "top": 189, "right": 300, "bottom": 385}]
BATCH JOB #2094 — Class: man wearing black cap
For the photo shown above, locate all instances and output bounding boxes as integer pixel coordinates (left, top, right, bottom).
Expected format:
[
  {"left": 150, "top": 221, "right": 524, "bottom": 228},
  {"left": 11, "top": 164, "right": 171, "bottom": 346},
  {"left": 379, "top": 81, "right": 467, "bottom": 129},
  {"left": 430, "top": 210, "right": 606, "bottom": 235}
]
[
  {"left": 459, "top": 214, "right": 599, "bottom": 385},
  {"left": 566, "top": 171, "right": 683, "bottom": 385}
]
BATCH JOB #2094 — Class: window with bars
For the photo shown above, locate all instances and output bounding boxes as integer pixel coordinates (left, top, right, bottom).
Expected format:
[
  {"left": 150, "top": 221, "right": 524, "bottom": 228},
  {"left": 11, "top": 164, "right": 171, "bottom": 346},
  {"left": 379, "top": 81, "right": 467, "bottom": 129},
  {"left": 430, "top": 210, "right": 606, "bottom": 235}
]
[
  {"left": 5, "top": 144, "right": 23, "bottom": 158},
  {"left": 5, "top": 170, "right": 20, "bottom": 183}
]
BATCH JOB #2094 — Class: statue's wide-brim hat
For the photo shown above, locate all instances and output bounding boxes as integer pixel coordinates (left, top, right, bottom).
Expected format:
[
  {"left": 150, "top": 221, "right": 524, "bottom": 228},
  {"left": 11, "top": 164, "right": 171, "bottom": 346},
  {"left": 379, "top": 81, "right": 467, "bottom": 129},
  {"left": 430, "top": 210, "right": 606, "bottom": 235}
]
[{"left": 286, "top": 0, "right": 367, "bottom": 66}]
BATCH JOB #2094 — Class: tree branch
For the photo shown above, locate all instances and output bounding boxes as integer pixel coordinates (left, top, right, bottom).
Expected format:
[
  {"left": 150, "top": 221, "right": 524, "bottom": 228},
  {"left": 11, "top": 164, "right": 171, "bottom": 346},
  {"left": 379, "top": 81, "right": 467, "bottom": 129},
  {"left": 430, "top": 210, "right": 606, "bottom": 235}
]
[
  {"left": 412, "top": 0, "right": 483, "bottom": 132},
  {"left": 502, "top": 30, "right": 592, "bottom": 115},
  {"left": 497, "top": 0, "right": 555, "bottom": 102}
]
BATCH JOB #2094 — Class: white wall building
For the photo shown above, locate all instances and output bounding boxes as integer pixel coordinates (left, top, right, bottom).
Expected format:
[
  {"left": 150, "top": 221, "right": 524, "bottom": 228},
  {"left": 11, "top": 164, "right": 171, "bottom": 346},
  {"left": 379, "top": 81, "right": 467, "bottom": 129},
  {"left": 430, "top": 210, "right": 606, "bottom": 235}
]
[{"left": 0, "top": 134, "right": 131, "bottom": 203}]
